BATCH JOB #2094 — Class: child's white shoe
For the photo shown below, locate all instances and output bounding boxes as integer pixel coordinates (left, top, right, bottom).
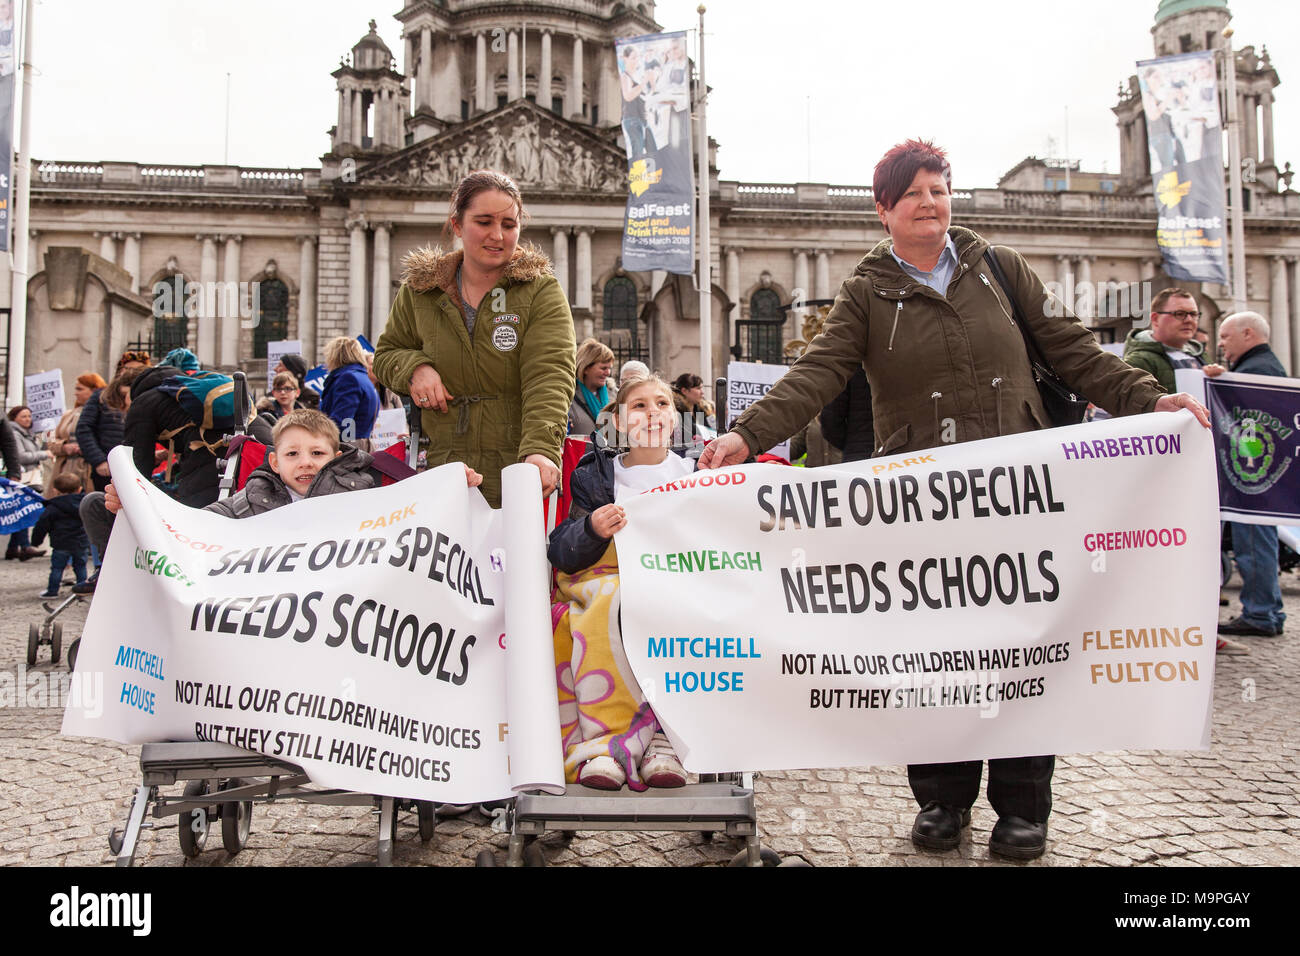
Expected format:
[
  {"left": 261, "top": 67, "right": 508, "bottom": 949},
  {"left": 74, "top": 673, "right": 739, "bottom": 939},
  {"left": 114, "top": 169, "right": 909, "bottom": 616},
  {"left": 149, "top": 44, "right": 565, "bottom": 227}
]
[
  {"left": 578, "top": 755, "right": 626, "bottom": 790},
  {"left": 640, "top": 733, "right": 686, "bottom": 788}
]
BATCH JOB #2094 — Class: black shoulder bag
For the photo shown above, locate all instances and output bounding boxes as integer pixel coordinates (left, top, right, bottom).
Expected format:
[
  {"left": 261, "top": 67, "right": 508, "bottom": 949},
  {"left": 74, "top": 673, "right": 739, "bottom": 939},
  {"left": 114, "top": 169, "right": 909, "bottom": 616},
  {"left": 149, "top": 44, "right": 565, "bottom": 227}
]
[{"left": 982, "top": 248, "right": 1090, "bottom": 428}]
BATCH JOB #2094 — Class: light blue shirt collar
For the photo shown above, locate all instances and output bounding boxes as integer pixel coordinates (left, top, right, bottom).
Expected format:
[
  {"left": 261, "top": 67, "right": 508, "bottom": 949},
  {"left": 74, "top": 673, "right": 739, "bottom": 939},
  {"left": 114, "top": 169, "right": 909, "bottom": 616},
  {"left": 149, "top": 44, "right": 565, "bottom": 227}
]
[{"left": 890, "top": 234, "right": 959, "bottom": 296}]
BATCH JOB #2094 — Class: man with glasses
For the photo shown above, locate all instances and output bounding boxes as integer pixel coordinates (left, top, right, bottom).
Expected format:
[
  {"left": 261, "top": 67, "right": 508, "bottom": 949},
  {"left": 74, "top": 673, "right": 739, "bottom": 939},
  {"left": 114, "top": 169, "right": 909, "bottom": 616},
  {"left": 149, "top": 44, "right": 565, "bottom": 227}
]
[{"left": 1122, "top": 287, "right": 1206, "bottom": 394}]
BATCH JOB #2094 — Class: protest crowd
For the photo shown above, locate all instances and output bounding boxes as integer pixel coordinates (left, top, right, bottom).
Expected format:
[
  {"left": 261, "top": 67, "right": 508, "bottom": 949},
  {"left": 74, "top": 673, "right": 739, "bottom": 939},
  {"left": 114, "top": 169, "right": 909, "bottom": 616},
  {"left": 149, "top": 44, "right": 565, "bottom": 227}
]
[{"left": 4, "top": 146, "right": 1295, "bottom": 869}]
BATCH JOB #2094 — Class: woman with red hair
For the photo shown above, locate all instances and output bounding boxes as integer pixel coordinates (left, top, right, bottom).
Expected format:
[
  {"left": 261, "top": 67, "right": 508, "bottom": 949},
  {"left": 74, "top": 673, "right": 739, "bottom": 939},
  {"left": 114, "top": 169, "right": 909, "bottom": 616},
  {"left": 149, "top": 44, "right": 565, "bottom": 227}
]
[
  {"left": 47, "top": 372, "right": 106, "bottom": 492},
  {"left": 700, "top": 138, "right": 1211, "bottom": 861}
]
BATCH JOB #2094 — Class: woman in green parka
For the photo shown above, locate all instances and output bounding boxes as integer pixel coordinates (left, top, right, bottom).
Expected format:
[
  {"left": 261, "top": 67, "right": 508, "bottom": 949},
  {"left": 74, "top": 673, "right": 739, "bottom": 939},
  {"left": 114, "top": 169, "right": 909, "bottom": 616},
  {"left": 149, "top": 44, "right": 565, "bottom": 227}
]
[{"left": 374, "top": 170, "right": 576, "bottom": 507}]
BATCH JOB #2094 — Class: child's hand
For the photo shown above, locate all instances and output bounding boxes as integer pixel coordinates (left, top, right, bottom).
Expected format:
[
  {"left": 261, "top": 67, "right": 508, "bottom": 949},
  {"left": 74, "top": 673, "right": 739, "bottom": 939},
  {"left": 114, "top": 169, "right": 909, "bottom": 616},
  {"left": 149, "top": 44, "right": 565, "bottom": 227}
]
[
  {"left": 589, "top": 503, "right": 626, "bottom": 539},
  {"left": 464, "top": 465, "right": 483, "bottom": 488},
  {"left": 104, "top": 483, "right": 122, "bottom": 515}
]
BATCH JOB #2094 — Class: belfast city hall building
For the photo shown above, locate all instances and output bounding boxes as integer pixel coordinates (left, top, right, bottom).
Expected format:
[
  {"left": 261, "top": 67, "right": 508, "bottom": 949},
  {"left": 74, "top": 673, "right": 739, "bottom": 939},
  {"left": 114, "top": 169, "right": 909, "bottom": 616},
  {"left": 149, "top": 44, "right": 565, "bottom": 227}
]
[{"left": 10, "top": 0, "right": 1300, "bottom": 398}]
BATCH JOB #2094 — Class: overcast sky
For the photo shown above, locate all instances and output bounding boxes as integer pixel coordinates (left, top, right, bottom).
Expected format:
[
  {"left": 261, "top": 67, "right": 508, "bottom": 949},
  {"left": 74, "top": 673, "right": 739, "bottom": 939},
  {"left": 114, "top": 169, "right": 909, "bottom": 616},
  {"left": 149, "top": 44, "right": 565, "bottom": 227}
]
[{"left": 23, "top": 0, "right": 1300, "bottom": 191}]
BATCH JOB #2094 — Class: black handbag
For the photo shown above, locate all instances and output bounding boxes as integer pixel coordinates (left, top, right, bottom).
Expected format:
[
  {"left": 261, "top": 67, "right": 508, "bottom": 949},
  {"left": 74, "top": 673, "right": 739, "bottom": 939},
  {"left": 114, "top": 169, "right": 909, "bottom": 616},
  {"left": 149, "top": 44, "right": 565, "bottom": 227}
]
[{"left": 982, "top": 249, "right": 1090, "bottom": 427}]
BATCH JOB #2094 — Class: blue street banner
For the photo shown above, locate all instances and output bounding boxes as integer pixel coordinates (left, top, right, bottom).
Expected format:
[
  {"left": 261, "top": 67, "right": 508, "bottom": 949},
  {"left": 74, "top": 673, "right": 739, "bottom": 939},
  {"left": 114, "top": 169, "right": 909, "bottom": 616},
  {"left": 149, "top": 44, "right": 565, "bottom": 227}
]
[
  {"left": 1136, "top": 51, "right": 1228, "bottom": 284},
  {"left": 0, "top": 477, "right": 44, "bottom": 533},
  {"left": 0, "top": 3, "right": 15, "bottom": 252},
  {"left": 1205, "top": 371, "right": 1300, "bottom": 525},
  {"left": 617, "top": 31, "right": 694, "bottom": 274}
]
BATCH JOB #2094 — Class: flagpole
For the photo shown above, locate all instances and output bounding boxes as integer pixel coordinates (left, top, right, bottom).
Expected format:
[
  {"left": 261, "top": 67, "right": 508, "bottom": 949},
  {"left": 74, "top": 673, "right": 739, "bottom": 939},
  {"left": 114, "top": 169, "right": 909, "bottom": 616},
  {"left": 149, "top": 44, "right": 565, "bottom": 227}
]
[
  {"left": 7, "top": 0, "right": 34, "bottom": 408},
  {"left": 696, "top": 4, "right": 712, "bottom": 390},
  {"left": 1222, "top": 27, "right": 1247, "bottom": 314}
]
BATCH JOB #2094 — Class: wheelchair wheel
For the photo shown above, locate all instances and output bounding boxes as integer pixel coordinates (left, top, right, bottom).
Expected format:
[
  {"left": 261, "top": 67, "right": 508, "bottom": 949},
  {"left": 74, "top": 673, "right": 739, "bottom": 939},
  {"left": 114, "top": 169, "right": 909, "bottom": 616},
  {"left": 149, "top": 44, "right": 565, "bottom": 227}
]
[
  {"left": 178, "top": 779, "right": 211, "bottom": 858},
  {"left": 67, "top": 639, "right": 80, "bottom": 672},
  {"left": 220, "top": 779, "right": 252, "bottom": 855},
  {"left": 26, "top": 623, "right": 39, "bottom": 666},
  {"left": 50, "top": 624, "right": 62, "bottom": 665}
]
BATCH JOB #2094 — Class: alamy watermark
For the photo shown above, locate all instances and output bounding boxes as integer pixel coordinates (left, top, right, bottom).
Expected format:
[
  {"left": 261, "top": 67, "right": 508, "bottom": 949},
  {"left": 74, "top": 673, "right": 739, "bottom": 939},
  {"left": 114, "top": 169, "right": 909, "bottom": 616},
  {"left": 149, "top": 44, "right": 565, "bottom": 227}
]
[
  {"left": 1043, "top": 277, "right": 1155, "bottom": 325},
  {"left": 152, "top": 275, "right": 262, "bottom": 328},
  {"left": 0, "top": 663, "right": 103, "bottom": 718}
]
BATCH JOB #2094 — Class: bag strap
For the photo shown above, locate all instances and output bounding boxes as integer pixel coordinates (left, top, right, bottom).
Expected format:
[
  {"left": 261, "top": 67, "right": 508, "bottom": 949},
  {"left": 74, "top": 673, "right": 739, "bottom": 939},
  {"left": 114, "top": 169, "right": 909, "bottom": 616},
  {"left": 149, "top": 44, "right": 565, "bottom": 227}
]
[
  {"left": 368, "top": 449, "right": 417, "bottom": 483},
  {"left": 981, "top": 247, "right": 1051, "bottom": 370}
]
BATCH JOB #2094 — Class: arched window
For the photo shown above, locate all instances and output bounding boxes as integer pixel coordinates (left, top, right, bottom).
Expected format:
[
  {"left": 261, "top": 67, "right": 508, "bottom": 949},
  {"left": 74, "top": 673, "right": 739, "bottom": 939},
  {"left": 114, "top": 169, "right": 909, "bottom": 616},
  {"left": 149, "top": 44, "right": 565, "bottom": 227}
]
[
  {"left": 750, "top": 288, "right": 782, "bottom": 319},
  {"left": 602, "top": 276, "right": 638, "bottom": 332},
  {"left": 253, "top": 279, "right": 290, "bottom": 359},
  {"left": 151, "top": 273, "right": 190, "bottom": 359},
  {"left": 745, "top": 288, "right": 785, "bottom": 364}
]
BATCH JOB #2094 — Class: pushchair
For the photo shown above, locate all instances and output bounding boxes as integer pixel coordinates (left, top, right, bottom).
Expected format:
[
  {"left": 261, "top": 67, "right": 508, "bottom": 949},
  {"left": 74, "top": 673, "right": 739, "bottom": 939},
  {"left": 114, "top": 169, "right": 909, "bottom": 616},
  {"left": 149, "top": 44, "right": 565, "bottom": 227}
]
[
  {"left": 477, "top": 378, "right": 803, "bottom": 867},
  {"left": 106, "top": 373, "right": 435, "bottom": 866}
]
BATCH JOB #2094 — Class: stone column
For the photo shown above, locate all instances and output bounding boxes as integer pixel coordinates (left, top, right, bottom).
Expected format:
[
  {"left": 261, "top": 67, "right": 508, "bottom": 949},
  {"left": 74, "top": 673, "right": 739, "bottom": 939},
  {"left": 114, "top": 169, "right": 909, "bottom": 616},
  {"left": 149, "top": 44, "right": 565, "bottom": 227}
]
[
  {"left": 792, "top": 249, "right": 809, "bottom": 304},
  {"left": 507, "top": 31, "right": 520, "bottom": 101},
  {"left": 539, "top": 31, "right": 552, "bottom": 109},
  {"left": 377, "top": 89, "right": 389, "bottom": 146},
  {"left": 476, "top": 32, "right": 488, "bottom": 112},
  {"left": 1077, "top": 255, "right": 1093, "bottom": 320},
  {"left": 352, "top": 90, "right": 364, "bottom": 145},
  {"left": 221, "top": 234, "right": 242, "bottom": 366},
  {"left": 570, "top": 35, "right": 584, "bottom": 120},
  {"left": 298, "top": 236, "right": 317, "bottom": 362},
  {"left": 419, "top": 26, "right": 433, "bottom": 110},
  {"left": 122, "top": 233, "right": 141, "bottom": 294},
  {"left": 371, "top": 222, "right": 392, "bottom": 339},
  {"left": 198, "top": 234, "right": 219, "bottom": 365},
  {"left": 551, "top": 226, "right": 570, "bottom": 301},
  {"left": 1245, "top": 93, "right": 1259, "bottom": 161},
  {"left": 1261, "top": 90, "right": 1275, "bottom": 165},
  {"left": 574, "top": 227, "right": 592, "bottom": 309},
  {"left": 28, "top": 229, "right": 39, "bottom": 279},
  {"left": 1270, "top": 255, "right": 1291, "bottom": 375},
  {"left": 724, "top": 247, "right": 741, "bottom": 349},
  {"left": 1055, "top": 254, "right": 1072, "bottom": 302},
  {"left": 97, "top": 232, "right": 117, "bottom": 264},
  {"left": 339, "top": 87, "right": 352, "bottom": 147},
  {"left": 347, "top": 216, "right": 368, "bottom": 338},
  {"left": 814, "top": 250, "right": 831, "bottom": 300}
]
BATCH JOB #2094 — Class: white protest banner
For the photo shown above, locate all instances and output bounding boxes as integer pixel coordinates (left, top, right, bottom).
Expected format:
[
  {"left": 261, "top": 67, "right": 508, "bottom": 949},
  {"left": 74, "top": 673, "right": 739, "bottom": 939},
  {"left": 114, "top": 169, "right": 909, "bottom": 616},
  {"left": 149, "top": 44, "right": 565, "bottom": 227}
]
[
  {"left": 726, "top": 361, "right": 790, "bottom": 459},
  {"left": 61, "top": 448, "right": 564, "bottom": 802},
  {"left": 370, "top": 407, "right": 409, "bottom": 452},
  {"left": 25, "top": 370, "right": 66, "bottom": 432},
  {"left": 618, "top": 412, "right": 1219, "bottom": 772},
  {"left": 267, "top": 339, "right": 303, "bottom": 390}
]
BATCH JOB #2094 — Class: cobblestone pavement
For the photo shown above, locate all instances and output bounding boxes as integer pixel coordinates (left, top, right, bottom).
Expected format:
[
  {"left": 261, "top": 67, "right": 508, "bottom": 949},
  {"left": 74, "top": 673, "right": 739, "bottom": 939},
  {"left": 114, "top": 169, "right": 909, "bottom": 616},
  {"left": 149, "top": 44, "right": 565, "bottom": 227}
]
[{"left": 1, "top": 545, "right": 1297, "bottom": 867}]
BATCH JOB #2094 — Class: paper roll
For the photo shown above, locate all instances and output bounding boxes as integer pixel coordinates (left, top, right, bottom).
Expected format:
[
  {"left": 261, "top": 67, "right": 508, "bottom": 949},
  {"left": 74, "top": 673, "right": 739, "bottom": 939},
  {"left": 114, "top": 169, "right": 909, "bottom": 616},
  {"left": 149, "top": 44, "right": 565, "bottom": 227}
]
[{"left": 501, "top": 463, "right": 566, "bottom": 794}]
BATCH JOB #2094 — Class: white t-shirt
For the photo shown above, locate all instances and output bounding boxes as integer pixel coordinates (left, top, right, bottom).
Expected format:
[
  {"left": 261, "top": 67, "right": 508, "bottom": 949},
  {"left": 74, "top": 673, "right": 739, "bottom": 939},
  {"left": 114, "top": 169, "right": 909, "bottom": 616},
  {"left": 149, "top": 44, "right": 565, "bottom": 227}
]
[{"left": 613, "top": 452, "right": 693, "bottom": 500}]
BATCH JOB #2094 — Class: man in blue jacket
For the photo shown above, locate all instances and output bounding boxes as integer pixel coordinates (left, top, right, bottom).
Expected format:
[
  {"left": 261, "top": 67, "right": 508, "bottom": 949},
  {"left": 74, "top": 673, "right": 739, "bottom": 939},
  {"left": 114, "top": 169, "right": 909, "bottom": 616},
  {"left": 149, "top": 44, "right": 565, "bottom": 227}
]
[{"left": 1205, "top": 312, "right": 1289, "bottom": 638}]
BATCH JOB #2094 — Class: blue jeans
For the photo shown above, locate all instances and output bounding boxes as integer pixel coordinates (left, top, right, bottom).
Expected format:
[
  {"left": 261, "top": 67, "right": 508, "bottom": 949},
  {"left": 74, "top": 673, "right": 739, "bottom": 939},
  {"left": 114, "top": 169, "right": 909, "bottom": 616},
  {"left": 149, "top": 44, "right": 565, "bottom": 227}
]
[
  {"left": 1229, "top": 521, "right": 1285, "bottom": 631},
  {"left": 47, "top": 548, "right": 88, "bottom": 593}
]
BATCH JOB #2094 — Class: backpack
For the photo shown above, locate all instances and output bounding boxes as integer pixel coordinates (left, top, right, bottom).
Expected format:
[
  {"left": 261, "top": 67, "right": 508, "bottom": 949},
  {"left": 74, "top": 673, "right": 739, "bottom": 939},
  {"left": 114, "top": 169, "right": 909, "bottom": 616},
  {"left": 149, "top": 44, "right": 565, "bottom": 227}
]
[{"left": 155, "top": 371, "right": 255, "bottom": 460}]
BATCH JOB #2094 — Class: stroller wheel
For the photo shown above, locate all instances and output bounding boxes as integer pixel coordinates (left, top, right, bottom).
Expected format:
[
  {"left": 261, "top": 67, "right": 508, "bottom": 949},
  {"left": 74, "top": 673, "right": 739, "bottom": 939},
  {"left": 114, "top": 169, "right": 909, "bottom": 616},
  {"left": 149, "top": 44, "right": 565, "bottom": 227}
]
[
  {"left": 417, "top": 801, "right": 436, "bottom": 842},
  {"left": 220, "top": 779, "right": 253, "bottom": 855},
  {"left": 474, "top": 848, "right": 497, "bottom": 867},
  {"left": 50, "top": 624, "right": 62, "bottom": 665},
  {"left": 523, "top": 841, "right": 546, "bottom": 867},
  {"left": 67, "top": 639, "right": 80, "bottom": 672},
  {"left": 178, "top": 780, "right": 211, "bottom": 858},
  {"left": 27, "top": 623, "right": 39, "bottom": 666}
]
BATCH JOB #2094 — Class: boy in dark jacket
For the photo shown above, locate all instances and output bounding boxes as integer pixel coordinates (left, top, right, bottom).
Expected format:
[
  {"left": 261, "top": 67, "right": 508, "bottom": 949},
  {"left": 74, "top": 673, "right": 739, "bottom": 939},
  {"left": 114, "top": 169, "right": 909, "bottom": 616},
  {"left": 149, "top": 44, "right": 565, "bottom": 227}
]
[
  {"left": 32, "top": 473, "right": 90, "bottom": 598},
  {"left": 204, "top": 409, "right": 380, "bottom": 518}
]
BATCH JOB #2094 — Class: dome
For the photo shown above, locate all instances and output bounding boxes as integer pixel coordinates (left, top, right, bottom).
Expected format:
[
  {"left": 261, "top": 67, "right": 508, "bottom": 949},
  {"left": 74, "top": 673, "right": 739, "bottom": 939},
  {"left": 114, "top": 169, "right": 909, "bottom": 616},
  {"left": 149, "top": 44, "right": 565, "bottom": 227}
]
[
  {"left": 1154, "top": 0, "right": 1229, "bottom": 24},
  {"left": 354, "top": 20, "right": 391, "bottom": 54}
]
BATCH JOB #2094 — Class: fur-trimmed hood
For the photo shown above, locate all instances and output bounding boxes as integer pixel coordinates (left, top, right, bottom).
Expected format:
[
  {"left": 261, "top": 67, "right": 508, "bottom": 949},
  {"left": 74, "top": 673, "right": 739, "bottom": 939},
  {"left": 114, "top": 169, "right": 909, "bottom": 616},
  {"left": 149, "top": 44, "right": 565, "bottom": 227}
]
[{"left": 399, "top": 243, "right": 553, "bottom": 305}]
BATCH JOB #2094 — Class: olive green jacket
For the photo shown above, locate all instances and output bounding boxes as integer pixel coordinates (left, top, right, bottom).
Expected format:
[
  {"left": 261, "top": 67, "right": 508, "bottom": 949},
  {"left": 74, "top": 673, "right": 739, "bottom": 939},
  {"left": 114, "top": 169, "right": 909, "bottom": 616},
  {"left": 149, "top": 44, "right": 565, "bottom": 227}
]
[
  {"left": 732, "top": 227, "right": 1165, "bottom": 457},
  {"left": 373, "top": 244, "right": 576, "bottom": 506}
]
